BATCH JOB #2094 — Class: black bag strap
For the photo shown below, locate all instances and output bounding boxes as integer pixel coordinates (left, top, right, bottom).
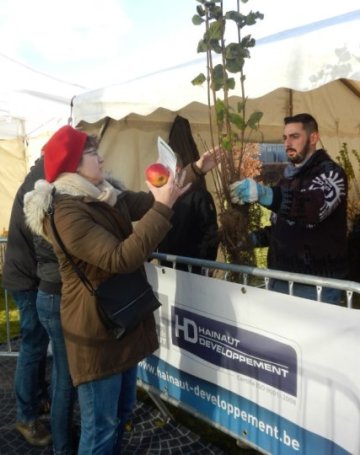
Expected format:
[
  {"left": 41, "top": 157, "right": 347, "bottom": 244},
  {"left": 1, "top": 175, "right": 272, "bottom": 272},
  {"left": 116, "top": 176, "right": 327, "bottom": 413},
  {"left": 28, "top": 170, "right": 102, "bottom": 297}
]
[{"left": 47, "top": 189, "right": 96, "bottom": 296}]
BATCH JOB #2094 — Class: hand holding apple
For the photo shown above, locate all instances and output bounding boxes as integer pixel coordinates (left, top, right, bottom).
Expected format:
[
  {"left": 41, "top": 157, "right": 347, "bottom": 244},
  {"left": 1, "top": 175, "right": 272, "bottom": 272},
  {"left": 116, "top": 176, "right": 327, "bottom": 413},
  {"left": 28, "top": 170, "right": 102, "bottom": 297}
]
[
  {"left": 145, "top": 163, "right": 170, "bottom": 187},
  {"left": 146, "top": 168, "right": 191, "bottom": 208}
]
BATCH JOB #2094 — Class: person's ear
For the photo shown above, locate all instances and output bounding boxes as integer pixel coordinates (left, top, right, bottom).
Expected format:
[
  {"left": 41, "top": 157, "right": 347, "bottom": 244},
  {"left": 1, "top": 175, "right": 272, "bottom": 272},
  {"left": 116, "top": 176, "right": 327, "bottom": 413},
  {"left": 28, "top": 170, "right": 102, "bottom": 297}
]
[{"left": 310, "top": 131, "right": 319, "bottom": 146}]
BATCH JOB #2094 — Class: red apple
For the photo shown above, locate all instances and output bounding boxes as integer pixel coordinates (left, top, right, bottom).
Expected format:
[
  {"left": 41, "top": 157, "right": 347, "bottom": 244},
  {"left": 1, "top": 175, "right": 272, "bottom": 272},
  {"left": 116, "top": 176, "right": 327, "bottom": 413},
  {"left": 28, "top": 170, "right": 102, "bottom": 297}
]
[{"left": 145, "top": 163, "right": 170, "bottom": 187}]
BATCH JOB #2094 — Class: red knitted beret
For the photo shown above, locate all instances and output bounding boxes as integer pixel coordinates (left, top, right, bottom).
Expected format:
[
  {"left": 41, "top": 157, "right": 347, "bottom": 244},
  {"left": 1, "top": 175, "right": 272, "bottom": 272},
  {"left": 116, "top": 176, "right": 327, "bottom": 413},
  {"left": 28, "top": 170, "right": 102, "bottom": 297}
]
[{"left": 43, "top": 125, "right": 88, "bottom": 182}]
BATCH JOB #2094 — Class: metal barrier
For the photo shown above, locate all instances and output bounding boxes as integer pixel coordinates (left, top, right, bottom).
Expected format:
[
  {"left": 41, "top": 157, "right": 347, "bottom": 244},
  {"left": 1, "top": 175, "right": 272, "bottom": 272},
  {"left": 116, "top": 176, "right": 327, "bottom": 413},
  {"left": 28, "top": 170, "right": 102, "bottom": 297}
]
[
  {"left": 151, "top": 252, "right": 360, "bottom": 308},
  {"left": 1, "top": 244, "right": 360, "bottom": 357}
]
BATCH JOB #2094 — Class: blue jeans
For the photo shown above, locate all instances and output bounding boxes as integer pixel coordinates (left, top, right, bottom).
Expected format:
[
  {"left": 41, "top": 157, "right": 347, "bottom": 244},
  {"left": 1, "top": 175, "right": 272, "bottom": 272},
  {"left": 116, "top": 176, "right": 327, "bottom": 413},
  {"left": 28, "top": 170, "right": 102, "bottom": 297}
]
[
  {"left": 12, "top": 290, "right": 50, "bottom": 423},
  {"left": 36, "top": 290, "right": 76, "bottom": 455},
  {"left": 270, "top": 279, "right": 342, "bottom": 305},
  {"left": 77, "top": 365, "right": 137, "bottom": 455}
]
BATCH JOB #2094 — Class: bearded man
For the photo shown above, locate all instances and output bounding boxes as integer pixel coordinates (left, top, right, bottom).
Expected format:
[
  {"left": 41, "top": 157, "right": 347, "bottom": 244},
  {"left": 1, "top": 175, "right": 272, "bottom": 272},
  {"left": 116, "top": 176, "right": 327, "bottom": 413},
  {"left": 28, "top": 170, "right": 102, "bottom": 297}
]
[{"left": 230, "top": 113, "right": 348, "bottom": 304}]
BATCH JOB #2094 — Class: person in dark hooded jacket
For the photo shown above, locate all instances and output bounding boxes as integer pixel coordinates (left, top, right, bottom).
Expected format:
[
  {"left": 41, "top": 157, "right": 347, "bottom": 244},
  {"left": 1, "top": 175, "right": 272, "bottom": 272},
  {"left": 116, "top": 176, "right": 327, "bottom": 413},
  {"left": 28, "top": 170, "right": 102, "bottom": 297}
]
[
  {"left": 2, "top": 157, "right": 52, "bottom": 447},
  {"left": 158, "top": 177, "right": 219, "bottom": 274},
  {"left": 3, "top": 154, "right": 78, "bottom": 452}
]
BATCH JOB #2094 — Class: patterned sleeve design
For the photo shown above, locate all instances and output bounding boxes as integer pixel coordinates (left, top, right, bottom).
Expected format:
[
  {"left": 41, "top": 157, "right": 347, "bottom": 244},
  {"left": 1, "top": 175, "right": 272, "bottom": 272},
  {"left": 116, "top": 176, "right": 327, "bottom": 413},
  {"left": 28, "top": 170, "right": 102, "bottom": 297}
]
[
  {"left": 308, "top": 170, "right": 346, "bottom": 222},
  {"left": 274, "top": 159, "right": 347, "bottom": 227}
]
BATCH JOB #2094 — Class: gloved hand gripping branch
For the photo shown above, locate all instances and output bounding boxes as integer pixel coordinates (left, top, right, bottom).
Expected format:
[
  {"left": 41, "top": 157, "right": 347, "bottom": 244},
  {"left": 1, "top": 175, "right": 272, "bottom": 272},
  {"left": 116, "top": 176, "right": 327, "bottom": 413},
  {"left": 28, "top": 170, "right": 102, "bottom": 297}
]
[{"left": 229, "top": 178, "right": 273, "bottom": 206}]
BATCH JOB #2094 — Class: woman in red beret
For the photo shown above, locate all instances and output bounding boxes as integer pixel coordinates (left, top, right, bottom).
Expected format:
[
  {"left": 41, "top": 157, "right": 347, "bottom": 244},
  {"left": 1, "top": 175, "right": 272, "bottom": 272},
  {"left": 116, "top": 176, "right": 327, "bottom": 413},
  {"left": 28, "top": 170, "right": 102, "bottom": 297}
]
[{"left": 24, "top": 125, "right": 216, "bottom": 454}]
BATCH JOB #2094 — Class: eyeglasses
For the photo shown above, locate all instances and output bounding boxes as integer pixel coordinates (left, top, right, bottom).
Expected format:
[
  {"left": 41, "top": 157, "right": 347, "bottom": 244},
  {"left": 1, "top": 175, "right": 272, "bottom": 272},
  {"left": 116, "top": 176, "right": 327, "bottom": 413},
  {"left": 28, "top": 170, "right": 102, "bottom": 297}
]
[{"left": 83, "top": 148, "right": 99, "bottom": 156}]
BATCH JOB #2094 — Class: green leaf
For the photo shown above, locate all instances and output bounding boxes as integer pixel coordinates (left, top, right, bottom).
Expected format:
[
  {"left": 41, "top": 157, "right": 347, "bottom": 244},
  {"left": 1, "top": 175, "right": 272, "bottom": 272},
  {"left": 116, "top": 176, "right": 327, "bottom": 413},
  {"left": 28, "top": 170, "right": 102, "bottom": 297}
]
[
  {"left": 225, "top": 78, "right": 236, "bottom": 90},
  {"left": 196, "top": 5, "right": 205, "bottom": 16},
  {"left": 225, "top": 10, "right": 246, "bottom": 27},
  {"left": 224, "top": 43, "right": 250, "bottom": 72},
  {"left": 212, "top": 63, "right": 225, "bottom": 79},
  {"left": 209, "top": 40, "right": 222, "bottom": 53},
  {"left": 197, "top": 39, "right": 208, "bottom": 53},
  {"left": 208, "top": 5, "right": 223, "bottom": 20},
  {"left": 192, "top": 14, "right": 205, "bottom": 25},
  {"left": 215, "top": 98, "right": 226, "bottom": 112},
  {"left": 211, "top": 64, "right": 226, "bottom": 91},
  {"left": 246, "top": 111, "right": 263, "bottom": 129},
  {"left": 241, "top": 35, "right": 256, "bottom": 49},
  {"left": 205, "top": 20, "right": 224, "bottom": 40},
  {"left": 211, "top": 77, "right": 224, "bottom": 92},
  {"left": 226, "top": 59, "right": 244, "bottom": 73},
  {"left": 215, "top": 98, "right": 226, "bottom": 125},
  {"left": 246, "top": 11, "right": 264, "bottom": 25},
  {"left": 229, "top": 113, "right": 246, "bottom": 130},
  {"left": 191, "top": 73, "right": 206, "bottom": 86},
  {"left": 225, "top": 43, "right": 243, "bottom": 60},
  {"left": 221, "top": 136, "right": 233, "bottom": 152}
]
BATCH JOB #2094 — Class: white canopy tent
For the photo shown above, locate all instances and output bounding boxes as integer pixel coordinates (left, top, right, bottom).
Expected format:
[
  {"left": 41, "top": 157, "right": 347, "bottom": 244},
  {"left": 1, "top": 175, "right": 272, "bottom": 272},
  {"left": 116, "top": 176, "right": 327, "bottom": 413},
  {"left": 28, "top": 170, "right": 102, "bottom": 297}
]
[
  {"left": 72, "top": 8, "right": 360, "bottom": 192},
  {"left": 0, "top": 53, "right": 87, "bottom": 233}
]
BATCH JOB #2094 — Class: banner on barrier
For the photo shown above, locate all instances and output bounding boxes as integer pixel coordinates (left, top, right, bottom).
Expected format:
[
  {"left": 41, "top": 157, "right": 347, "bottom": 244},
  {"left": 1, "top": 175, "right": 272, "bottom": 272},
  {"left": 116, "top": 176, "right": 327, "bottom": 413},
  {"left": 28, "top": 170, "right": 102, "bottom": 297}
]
[{"left": 138, "top": 263, "right": 360, "bottom": 455}]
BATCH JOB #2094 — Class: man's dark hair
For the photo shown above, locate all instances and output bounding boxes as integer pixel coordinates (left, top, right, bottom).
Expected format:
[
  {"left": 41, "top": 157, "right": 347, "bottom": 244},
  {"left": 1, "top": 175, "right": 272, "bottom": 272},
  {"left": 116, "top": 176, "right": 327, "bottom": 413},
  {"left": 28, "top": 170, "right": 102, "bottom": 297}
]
[{"left": 284, "top": 113, "right": 319, "bottom": 134}]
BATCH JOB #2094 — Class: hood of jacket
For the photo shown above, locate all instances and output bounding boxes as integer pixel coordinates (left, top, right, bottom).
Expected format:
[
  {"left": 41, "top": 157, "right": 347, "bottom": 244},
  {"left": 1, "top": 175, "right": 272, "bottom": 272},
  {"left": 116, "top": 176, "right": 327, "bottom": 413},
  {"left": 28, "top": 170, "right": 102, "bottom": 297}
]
[
  {"left": 24, "top": 179, "right": 56, "bottom": 238},
  {"left": 24, "top": 173, "right": 127, "bottom": 239}
]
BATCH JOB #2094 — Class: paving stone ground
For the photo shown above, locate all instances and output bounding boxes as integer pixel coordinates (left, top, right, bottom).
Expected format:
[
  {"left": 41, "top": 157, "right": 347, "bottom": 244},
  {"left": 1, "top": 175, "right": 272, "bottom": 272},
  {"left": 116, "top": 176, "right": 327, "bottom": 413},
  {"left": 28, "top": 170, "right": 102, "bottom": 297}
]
[{"left": 0, "top": 353, "right": 227, "bottom": 455}]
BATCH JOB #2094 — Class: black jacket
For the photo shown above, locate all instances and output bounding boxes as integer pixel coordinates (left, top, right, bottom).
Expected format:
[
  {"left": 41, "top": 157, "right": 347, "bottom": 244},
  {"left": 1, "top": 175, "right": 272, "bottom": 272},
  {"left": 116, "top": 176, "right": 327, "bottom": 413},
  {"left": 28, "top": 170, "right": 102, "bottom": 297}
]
[
  {"left": 2, "top": 157, "right": 61, "bottom": 293},
  {"left": 158, "top": 186, "right": 219, "bottom": 272},
  {"left": 266, "top": 149, "right": 348, "bottom": 278},
  {"left": 34, "top": 235, "right": 62, "bottom": 294}
]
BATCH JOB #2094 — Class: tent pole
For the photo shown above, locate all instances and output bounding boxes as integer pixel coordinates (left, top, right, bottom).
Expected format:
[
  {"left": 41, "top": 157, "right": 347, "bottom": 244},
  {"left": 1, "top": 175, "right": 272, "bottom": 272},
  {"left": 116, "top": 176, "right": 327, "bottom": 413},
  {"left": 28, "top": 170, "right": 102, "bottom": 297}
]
[
  {"left": 98, "top": 117, "right": 111, "bottom": 144},
  {"left": 288, "top": 89, "right": 293, "bottom": 116},
  {"left": 340, "top": 78, "right": 360, "bottom": 99}
]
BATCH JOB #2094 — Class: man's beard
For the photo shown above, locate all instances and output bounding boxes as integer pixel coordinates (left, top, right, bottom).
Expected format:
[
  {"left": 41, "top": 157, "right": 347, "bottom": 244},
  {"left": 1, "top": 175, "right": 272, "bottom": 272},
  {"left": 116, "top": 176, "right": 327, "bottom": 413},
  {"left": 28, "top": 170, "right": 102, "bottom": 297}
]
[{"left": 287, "top": 139, "right": 311, "bottom": 165}]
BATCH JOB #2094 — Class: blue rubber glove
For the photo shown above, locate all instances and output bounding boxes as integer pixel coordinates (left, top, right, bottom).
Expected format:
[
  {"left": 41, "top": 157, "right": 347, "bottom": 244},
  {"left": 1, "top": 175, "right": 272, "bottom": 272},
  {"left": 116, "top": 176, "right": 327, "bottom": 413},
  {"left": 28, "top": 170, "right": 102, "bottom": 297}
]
[
  {"left": 230, "top": 178, "right": 273, "bottom": 206},
  {"left": 256, "top": 182, "right": 273, "bottom": 206}
]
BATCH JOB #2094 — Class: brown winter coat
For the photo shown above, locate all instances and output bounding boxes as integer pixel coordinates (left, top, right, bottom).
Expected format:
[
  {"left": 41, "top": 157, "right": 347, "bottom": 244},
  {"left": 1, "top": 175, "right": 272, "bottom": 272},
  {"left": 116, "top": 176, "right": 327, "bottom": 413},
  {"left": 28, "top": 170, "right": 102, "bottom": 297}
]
[{"left": 44, "top": 190, "right": 173, "bottom": 386}]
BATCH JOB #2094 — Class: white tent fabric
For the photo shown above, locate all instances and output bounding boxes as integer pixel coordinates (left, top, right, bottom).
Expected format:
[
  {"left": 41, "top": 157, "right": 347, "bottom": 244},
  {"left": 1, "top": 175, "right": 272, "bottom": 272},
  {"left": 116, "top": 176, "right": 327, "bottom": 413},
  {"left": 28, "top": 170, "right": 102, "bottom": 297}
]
[
  {"left": 72, "top": 9, "right": 360, "bottom": 191},
  {"left": 73, "top": 9, "right": 360, "bottom": 122},
  {"left": 0, "top": 138, "right": 27, "bottom": 235},
  {"left": 0, "top": 53, "right": 86, "bottom": 139},
  {"left": 0, "top": 53, "right": 87, "bottom": 232},
  {"left": 1, "top": 7, "right": 360, "bottom": 231}
]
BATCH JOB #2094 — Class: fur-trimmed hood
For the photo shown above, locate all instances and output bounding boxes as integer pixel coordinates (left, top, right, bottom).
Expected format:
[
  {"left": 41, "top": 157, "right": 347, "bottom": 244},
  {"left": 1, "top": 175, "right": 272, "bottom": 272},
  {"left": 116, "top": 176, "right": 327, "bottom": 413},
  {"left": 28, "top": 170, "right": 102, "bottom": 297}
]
[
  {"left": 24, "top": 179, "right": 55, "bottom": 238},
  {"left": 24, "top": 175, "right": 127, "bottom": 239}
]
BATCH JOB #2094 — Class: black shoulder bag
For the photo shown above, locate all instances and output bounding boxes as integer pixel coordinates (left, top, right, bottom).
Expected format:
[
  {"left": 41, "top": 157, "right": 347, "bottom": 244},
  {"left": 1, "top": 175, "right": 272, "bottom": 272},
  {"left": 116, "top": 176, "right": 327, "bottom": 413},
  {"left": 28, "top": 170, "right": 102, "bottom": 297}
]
[{"left": 48, "top": 198, "right": 161, "bottom": 340}]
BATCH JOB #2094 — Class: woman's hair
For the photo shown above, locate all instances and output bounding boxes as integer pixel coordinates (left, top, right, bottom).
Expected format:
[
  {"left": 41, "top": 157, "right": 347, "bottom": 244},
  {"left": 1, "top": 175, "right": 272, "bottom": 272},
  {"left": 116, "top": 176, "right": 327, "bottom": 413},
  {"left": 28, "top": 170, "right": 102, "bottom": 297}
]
[{"left": 84, "top": 135, "right": 99, "bottom": 152}]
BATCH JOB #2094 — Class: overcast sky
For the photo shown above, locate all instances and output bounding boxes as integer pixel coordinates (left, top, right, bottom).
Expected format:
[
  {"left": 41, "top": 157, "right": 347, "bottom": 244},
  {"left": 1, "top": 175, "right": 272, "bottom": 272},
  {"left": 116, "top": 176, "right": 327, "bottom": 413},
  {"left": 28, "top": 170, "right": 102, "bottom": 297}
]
[{"left": 0, "top": 0, "right": 359, "bottom": 91}]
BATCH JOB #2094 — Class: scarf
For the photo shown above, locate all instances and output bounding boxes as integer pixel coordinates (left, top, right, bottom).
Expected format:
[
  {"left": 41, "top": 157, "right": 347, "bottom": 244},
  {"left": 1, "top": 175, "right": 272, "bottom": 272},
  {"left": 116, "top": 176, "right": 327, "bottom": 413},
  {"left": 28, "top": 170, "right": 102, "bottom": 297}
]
[
  {"left": 284, "top": 153, "right": 315, "bottom": 179},
  {"left": 284, "top": 163, "right": 303, "bottom": 179},
  {"left": 54, "top": 172, "right": 120, "bottom": 206}
]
